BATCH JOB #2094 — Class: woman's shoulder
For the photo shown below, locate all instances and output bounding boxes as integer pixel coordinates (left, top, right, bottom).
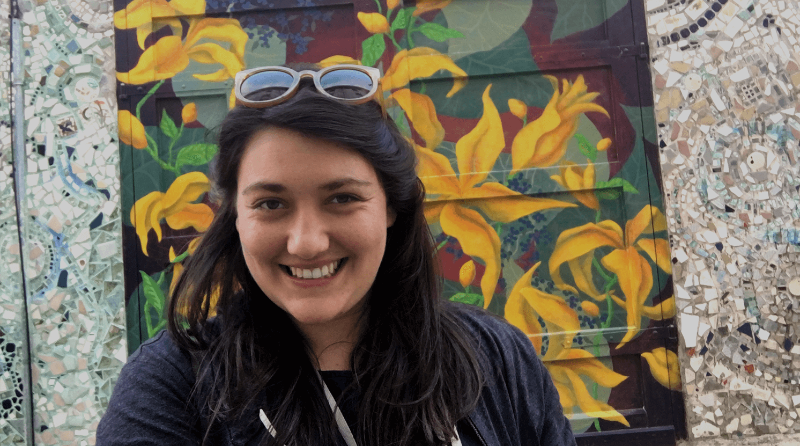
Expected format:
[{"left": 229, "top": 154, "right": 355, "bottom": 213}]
[{"left": 445, "top": 302, "right": 531, "bottom": 352}]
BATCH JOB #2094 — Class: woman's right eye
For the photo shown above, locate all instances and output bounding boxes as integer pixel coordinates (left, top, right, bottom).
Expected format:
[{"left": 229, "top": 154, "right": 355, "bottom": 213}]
[{"left": 258, "top": 199, "right": 284, "bottom": 210}]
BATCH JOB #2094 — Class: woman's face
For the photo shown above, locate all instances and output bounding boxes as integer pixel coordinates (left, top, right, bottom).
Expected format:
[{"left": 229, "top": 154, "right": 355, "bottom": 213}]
[{"left": 235, "top": 127, "right": 395, "bottom": 333}]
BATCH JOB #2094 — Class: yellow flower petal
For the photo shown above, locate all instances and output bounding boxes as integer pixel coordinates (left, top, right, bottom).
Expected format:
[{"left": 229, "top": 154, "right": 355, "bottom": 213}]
[
  {"left": 117, "top": 36, "right": 189, "bottom": 84},
  {"left": 601, "top": 247, "right": 653, "bottom": 348},
  {"left": 635, "top": 238, "right": 672, "bottom": 274},
  {"left": 465, "top": 182, "right": 576, "bottom": 223},
  {"left": 118, "top": 110, "right": 148, "bottom": 149},
  {"left": 166, "top": 0, "right": 206, "bottom": 15},
  {"left": 181, "top": 103, "right": 197, "bottom": 124},
  {"left": 459, "top": 260, "right": 476, "bottom": 288},
  {"left": 131, "top": 191, "right": 164, "bottom": 256},
  {"left": 625, "top": 205, "right": 668, "bottom": 243},
  {"left": 511, "top": 75, "right": 608, "bottom": 172},
  {"left": 642, "top": 296, "right": 677, "bottom": 320},
  {"left": 642, "top": 347, "right": 681, "bottom": 391},
  {"left": 568, "top": 253, "right": 605, "bottom": 301},
  {"left": 414, "top": 145, "right": 460, "bottom": 197},
  {"left": 511, "top": 95, "right": 561, "bottom": 173},
  {"left": 170, "top": 261, "right": 183, "bottom": 296},
  {"left": 114, "top": 0, "right": 175, "bottom": 30},
  {"left": 387, "top": 0, "right": 400, "bottom": 9},
  {"left": 319, "top": 55, "right": 362, "bottom": 67},
  {"left": 135, "top": 19, "right": 183, "bottom": 50},
  {"left": 162, "top": 172, "right": 211, "bottom": 216},
  {"left": 552, "top": 380, "right": 576, "bottom": 415},
  {"left": 391, "top": 89, "right": 444, "bottom": 150},
  {"left": 455, "top": 85, "right": 505, "bottom": 189},
  {"left": 164, "top": 202, "right": 215, "bottom": 232},
  {"left": 439, "top": 203, "right": 501, "bottom": 308},
  {"left": 508, "top": 98, "right": 528, "bottom": 120},
  {"left": 551, "top": 163, "right": 599, "bottom": 210},
  {"left": 554, "top": 349, "right": 627, "bottom": 388},
  {"left": 184, "top": 18, "right": 247, "bottom": 66},
  {"left": 187, "top": 42, "right": 244, "bottom": 80},
  {"left": 549, "top": 222, "right": 624, "bottom": 295},
  {"left": 597, "top": 137, "right": 612, "bottom": 152},
  {"left": 423, "top": 200, "right": 447, "bottom": 224},
  {"left": 581, "top": 301, "right": 600, "bottom": 317},
  {"left": 357, "top": 12, "right": 390, "bottom": 34},
  {"left": 381, "top": 47, "right": 467, "bottom": 97},
  {"left": 504, "top": 262, "right": 544, "bottom": 352},
  {"left": 519, "top": 287, "right": 579, "bottom": 360},
  {"left": 559, "top": 368, "right": 630, "bottom": 426},
  {"left": 413, "top": 0, "right": 452, "bottom": 16}
]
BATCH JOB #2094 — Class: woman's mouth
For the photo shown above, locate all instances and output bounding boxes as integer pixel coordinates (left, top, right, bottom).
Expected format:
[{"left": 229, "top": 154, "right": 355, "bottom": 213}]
[{"left": 280, "top": 258, "right": 347, "bottom": 279}]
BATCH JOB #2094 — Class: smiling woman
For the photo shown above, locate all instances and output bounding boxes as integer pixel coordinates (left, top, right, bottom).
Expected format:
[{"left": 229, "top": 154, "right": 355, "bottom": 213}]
[{"left": 97, "top": 64, "right": 577, "bottom": 446}]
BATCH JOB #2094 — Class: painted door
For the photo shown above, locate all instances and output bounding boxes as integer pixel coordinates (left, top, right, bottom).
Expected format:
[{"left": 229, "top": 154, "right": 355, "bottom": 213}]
[{"left": 114, "top": 0, "right": 685, "bottom": 443}]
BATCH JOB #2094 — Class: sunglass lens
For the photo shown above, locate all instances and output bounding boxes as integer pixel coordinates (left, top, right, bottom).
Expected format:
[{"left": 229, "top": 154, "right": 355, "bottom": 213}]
[
  {"left": 240, "top": 71, "right": 294, "bottom": 101},
  {"left": 320, "top": 69, "right": 374, "bottom": 100}
]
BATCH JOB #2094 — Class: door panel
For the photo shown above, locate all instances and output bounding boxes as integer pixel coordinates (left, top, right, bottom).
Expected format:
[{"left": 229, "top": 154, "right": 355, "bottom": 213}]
[{"left": 114, "top": 0, "right": 685, "bottom": 443}]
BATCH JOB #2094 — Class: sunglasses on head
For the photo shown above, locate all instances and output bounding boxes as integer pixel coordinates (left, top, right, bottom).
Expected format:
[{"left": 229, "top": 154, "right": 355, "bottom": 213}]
[{"left": 234, "top": 64, "right": 382, "bottom": 108}]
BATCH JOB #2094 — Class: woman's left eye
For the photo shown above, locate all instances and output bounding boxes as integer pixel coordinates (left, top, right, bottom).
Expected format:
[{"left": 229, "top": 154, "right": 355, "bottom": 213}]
[{"left": 331, "top": 194, "right": 357, "bottom": 204}]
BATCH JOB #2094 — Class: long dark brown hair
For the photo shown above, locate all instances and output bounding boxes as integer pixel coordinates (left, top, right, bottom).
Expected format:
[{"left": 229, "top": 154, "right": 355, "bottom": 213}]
[{"left": 168, "top": 76, "right": 483, "bottom": 445}]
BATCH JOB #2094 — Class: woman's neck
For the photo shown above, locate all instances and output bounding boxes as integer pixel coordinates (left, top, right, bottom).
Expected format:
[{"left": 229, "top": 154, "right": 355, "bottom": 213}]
[{"left": 297, "top": 313, "right": 361, "bottom": 371}]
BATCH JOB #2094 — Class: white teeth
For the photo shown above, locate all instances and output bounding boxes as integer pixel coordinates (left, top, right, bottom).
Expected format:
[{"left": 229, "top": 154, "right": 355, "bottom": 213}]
[{"left": 287, "top": 260, "right": 343, "bottom": 279}]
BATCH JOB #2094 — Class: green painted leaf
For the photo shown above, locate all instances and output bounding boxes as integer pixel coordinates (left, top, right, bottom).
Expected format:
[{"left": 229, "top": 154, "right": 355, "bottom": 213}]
[
  {"left": 175, "top": 143, "right": 218, "bottom": 170},
  {"left": 441, "top": 0, "right": 532, "bottom": 57},
  {"left": 361, "top": 34, "right": 386, "bottom": 67},
  {"left": 139, "top": 270, "right": 166, "bottom": 309},
  {"left": 417, "top": 22, "right": 464, "bottom": 42},
  {"left": 422, "top": 29, "right": 550, "bottom": 119},
  {"left": 596, "top": 189, "right": 621, "bottom": 200},
  {"left": 597, "top": 177, "right": 639, "bottom": 194},
  {"left": 391, "top": 7, "right": 413, "bottom": 33},
  {"left": 160, "top": 109, "right": 179, "bottom": 140},
  {"left": 575, "top": 133, "right": 598, "bottom": 162},
  {"left": 449, "top": 292, "right": 484, "bottom": 307},
  {"left": 551, "top": 0, "right": 628, "bottom": 42}
]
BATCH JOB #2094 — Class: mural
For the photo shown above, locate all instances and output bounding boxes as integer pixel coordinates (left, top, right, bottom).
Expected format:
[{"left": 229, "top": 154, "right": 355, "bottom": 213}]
[{"left": 115, "top": 0, "right": 685, "bottom": 441}]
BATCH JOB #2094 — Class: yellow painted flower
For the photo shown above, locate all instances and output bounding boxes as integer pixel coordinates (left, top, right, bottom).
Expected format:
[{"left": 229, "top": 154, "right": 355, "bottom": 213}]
[
  {"left": 117, "top": 18, "right": 247, "bottom": 85},
  {"left": 413, "top": 0, "right": 452, "bottom": 16},
  {"left": 118, "top": 110, "right": 148, "bottom": 149},
  {"left": 508, "top": 98, "right": 528, "bottom": 120},
  {"left": 358, "top": 12, "right": 390, "bottom": 34},
  {"left": 511, "top": 75, "right": 609, "bottom": 173},
  {"left": 131, "top": 172, "right": 215, "bottom": 256},
  {"left": 550, "top": 161, "right": 599, "bottom": 210},
  {"left": 387, "top": 0, "right": 400, "bottom": 9},
  {"left": 181, "top": 102, "right": 198, "bottom": 124},
  {"left": 318, "top": 55, "right": 362, "bottom": 67},
  {"left": 419, "top": 86, "right": 575, "bottom": 308},
  {"left": 459, "top": 260, "right": 476, "bottom": 288},
  {"left": 597, "top": 137, "right": 612, "bottom": 152},
  {"left": 115, "top": 0, "right": 207, "bottom": 50},
  {"left": 390, "top": 89, "right": 444, "bottom": 149},
  {"left": 549, "top": 205, "right": 672, "bottom": 348},
  {"left": 170, "top": 239, "right": 220, "bottom": 317},
  {"left": 504, "top": 262, "right": 629, "bottom": 426},
  {"left": 381, "top": 47, "right": 467, "bottom": 98},
  {"left": 581, "top": 300, "right": 600, "bottom": 317},
  {"left": 642, "top": 347, "right": 681, "bottom": 390}
]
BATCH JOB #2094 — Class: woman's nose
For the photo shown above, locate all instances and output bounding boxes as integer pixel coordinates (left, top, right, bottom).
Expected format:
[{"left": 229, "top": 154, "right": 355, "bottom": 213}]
[{"left": 286, "top": 207, "right": 330, "bottom": 259}]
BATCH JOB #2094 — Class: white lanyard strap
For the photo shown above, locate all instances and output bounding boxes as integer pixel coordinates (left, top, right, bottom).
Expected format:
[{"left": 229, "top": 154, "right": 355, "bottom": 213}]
[{"left": 258, "top": 376, "right": 462, "bottom": 446}]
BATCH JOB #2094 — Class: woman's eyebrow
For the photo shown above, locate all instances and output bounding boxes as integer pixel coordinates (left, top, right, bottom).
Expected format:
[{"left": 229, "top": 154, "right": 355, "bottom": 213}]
[
  {"left": 319, "top": 178, "right": 373, "bottom": 191},
  {"left": 241, "top": 182, "right": 285, "bottom": 195}
]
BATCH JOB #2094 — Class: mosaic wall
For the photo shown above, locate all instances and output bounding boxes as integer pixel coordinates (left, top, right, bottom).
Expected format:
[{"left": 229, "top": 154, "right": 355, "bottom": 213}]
[
  {"left": 646, "top": 0, "right": 800, "bottom": 439},
  {"left": 0, "top": 0, "right": 124, "bottom": 444},
  {"left": 0, "top": 0, "right": 30, "bottom": 443}
]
